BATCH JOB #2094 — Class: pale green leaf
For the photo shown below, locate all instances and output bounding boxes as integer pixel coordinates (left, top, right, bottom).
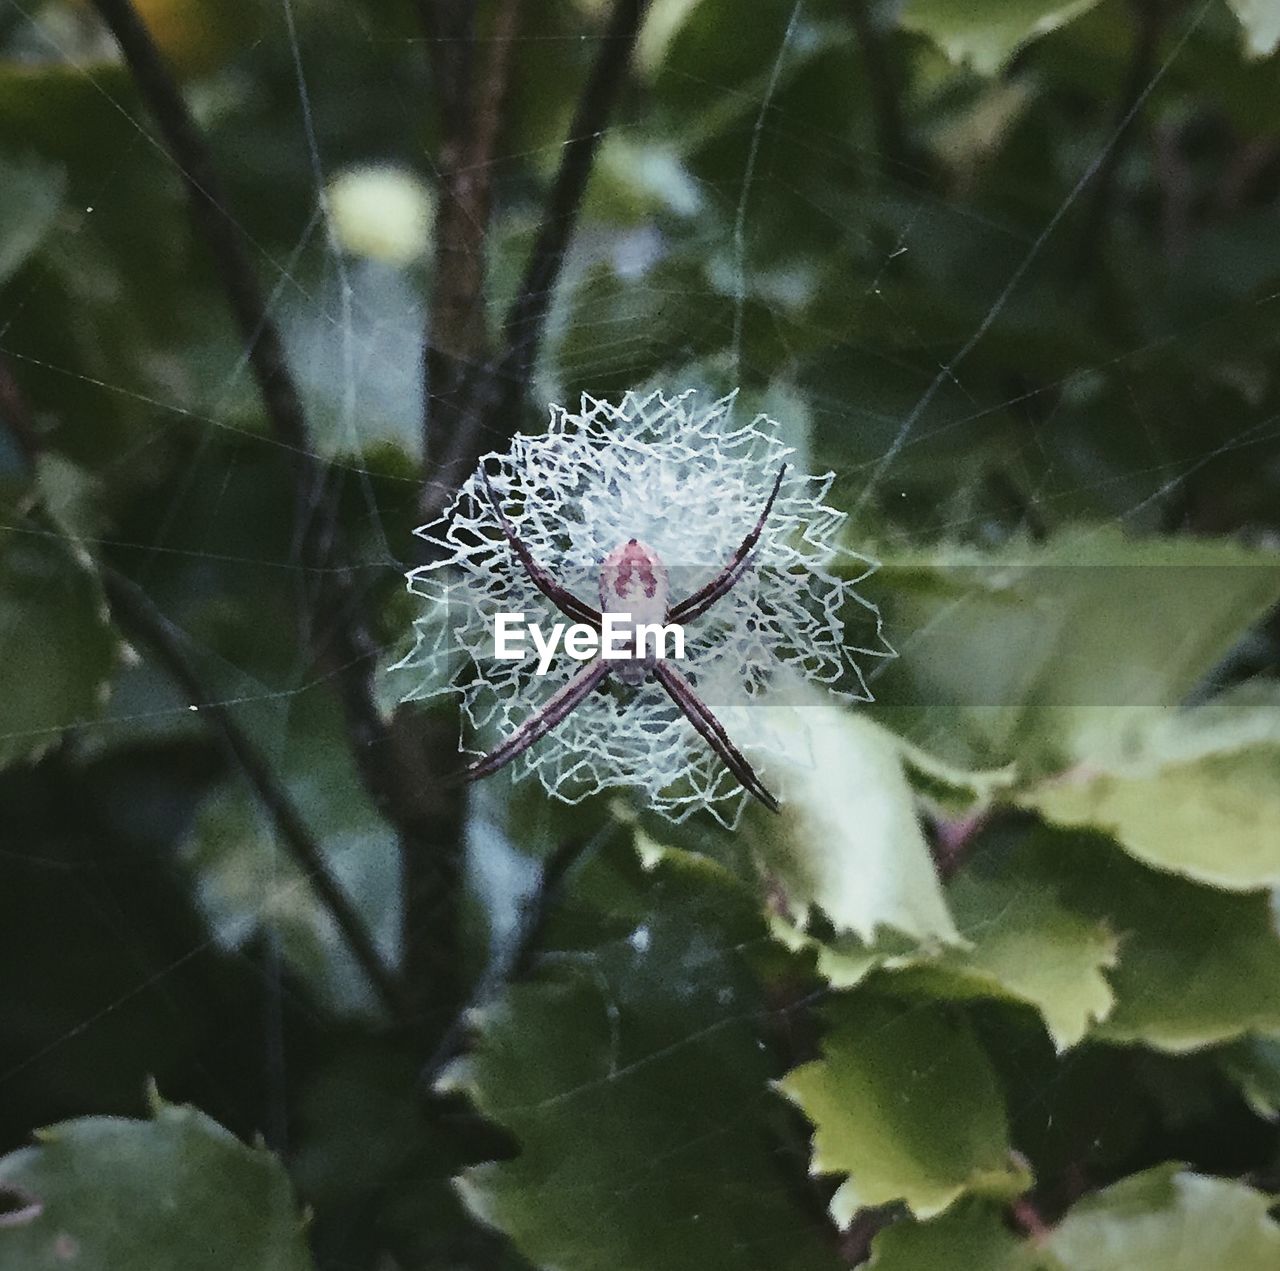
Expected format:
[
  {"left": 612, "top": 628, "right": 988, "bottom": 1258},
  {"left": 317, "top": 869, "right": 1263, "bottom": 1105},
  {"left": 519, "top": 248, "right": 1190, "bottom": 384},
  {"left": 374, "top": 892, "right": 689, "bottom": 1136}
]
[
  {"left": 895, "top": 734, "right": 1017, "bottom": 816},
  {"left": 1095, "top": 880, "right": 1280, "bottom": 1049},
  {"left": 870, "top": 530, "right": 1280, "bottom": 775},
  {"left": 0, "top": 153, "right": 65, "bottom": 284},
  {"left": 1047, "top": 1163, "right": 1280, "bottom": 1270},
  {"left": 778, "top": 996, "right": 1031, "bottom": 1224},
  {"left": 1008, "top": 828, "right": 1280, "bottom": 1053},
  {"left": 900, "top": 0, "right": 1101, "bottom": 75},
  {"left": 893, "top": 866, "right": 1119, "bottom": 1051},
  {"left": 0, "top": 1097, "right": 313, "bottom": 1271},
  {"left": 748, "top": 689, "right": 960, "bottom": 947},
  {"left": 1227, "top": 0, "right": 1280, "bottom": 57},
  {"left": 1020, "top": 683, "right": 1280, "bottom": 890},
  {"left": 776, "top": 835, "right": 1117, "bottom": 1050}
]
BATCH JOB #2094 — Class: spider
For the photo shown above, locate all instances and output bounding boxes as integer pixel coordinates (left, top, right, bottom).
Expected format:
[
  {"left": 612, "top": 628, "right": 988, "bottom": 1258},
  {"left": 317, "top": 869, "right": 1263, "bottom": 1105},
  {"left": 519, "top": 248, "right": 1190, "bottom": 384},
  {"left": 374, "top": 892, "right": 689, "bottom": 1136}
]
[{"left": 462, "top": 464, "right": 789, "bottom": 812}]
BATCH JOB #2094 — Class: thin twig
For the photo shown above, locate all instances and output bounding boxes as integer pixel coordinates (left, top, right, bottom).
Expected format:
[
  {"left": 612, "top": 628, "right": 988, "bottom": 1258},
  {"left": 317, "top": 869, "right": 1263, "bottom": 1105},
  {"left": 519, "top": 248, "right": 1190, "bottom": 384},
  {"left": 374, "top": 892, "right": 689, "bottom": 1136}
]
[
  {"left": 0, "top": 353, "right": 412, "bottom": 1027},
  {"left": 419, "top": 829, "right": 605, "bottom": 1089},
  {"left": 405, "top": 0, "right": 523, "bottom": 1033},
  {"left": 421, "top": 0, "right": 523, "bottom": 480},
  {"left": 100, "top": 568, "right": 416, "bottom": 1027},
  {"left": 420, "top": 0, "right": 483, "bottom": 474},
  {"left": 0, "top": 362, "right": 42, "bottom": 467},
  {"left": 422, "top": 0, "right": 650, "bottom": 524},
  {"left": 88, "top": 0, "right": 313, "bottom": 464},
  {"left": 845, "top": 0, "right": 910, "bottom": 179},
  {"left": 497, "top": 0, "right": 647, "bottom": 397},
  {"left": 86, "top": 0, "right": 431, "bottom": 878},
  {"left": 839, "top": 1204, "right": 898, "bottom": 1264}
]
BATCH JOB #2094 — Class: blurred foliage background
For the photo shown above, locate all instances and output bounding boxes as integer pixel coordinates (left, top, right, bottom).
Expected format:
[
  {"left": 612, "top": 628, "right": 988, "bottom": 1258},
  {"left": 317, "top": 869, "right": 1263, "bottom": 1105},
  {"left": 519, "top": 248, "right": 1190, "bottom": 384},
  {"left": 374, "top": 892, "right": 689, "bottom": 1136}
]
[{"left": 2, "top": 0, "right": 1280, "bottom": 1267}]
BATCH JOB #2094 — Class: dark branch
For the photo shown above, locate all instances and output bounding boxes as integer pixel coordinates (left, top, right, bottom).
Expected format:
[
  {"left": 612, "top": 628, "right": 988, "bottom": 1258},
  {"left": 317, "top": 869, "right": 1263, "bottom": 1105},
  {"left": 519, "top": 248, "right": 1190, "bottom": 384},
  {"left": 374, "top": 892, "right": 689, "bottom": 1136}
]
[
  {"left": 845, "top": 0, "right": 910, "bottom": 179},
  {"left": 497, "top": 0, "right": 647, "bottom": 396},
  {"left": 100, "top": 568, "right": 416, "bottom": 1028},
  {"left": 85, "top": 0, "right": 437, "bottom": 896},
  {"left": 420, "top": 829, "right": 605, "bottom": 1089},
  {"left": 88, "top": 0, "right": 313, "bottom": 465},
  {"left": 0, "top": 358, "right": 41, "bottom": 468},
  {"left": 0, "top": 353, "right": 411, "bottom": 1027},
  {"left": 404, "top": 0, "right": 526, "bottom": 1036},
  {"left": 420, "top": 0, "right": 484, "bottom": 474},
  {"left": 421, "top": 0, "right": 650, "bottom": 523}
]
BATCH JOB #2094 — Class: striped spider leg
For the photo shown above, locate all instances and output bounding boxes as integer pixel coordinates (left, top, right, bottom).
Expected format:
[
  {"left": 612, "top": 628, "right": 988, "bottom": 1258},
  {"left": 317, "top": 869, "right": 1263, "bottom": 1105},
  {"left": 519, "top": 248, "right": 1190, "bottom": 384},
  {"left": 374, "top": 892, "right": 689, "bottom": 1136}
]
[{"left": 463, "top": 465, "right": 787, "bottom": 812}]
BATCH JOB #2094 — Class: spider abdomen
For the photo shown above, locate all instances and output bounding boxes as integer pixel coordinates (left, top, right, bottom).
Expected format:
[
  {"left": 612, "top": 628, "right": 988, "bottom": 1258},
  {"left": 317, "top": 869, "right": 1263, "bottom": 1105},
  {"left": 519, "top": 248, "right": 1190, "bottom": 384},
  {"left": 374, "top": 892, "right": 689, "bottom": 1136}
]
[{"left": 600, "top": 539, "right": 670, "bottom": 684}]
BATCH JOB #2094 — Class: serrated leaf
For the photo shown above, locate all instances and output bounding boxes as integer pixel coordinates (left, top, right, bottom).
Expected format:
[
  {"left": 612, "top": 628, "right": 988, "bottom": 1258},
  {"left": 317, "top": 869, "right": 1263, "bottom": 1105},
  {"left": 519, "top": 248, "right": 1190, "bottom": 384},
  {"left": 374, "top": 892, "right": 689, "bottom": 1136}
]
[
  {"left": 1227, "top": 0, "right": 1280, "bottom": 58},
  {"left": 0, "top": 529, "right": 117, "bottom": 768},
  {"left": 866, "top": 1201, "right": 1042, "bottom": 1270},
  {"left": 893, "top": 866, "right": 1119, "bottom": 1051},
  {"left": 778, "top": 996, "right": 1031, "bottom": 1224},
  {"left": 900, "top": 0, "right": 1102, "bottom": 75},
  {"left": 1020, "top": 683, "right": 1280, "bottom": 890},
  {"left": 1006, "top": 828, "right": 1280, "bottom": 1053},
  {"left": 895, "top": 734, "right": 1017, "bottom": 816},
  {"left": 1047, "top": 1163, "right": 1280, "bottom": 1269},
  {"left": 870, "top": 530, "right": 1280, "bottom": 775},
  {"left": 749, "top": 691, "right": 960, "bottom": 947},
  {"left": 769, "top": 918, "right": 924, "bottom": 992},
  {"left": 0, "top": 1099, "right": 313, "bottom": 1270},
  {"left": 444, "top": 851, "right": 840, "bottom": 1271},
  {"left": 1092, "top": 878, "right": 1280, "bottom": 1053}
]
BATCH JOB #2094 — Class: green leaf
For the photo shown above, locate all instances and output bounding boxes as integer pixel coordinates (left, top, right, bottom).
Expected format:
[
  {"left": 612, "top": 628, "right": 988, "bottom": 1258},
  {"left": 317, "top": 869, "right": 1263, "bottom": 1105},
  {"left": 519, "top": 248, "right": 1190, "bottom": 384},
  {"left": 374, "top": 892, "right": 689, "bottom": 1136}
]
[
  {"left": 893, "top": 866, "right": 1119, "bottom": 1051},
  {"left": 895, "top": 735, "right": 1017, "bottom": 817},
  {"left": 775, "top": 841, "right": 1117, "bottom": 1051},
  {"left": 180, "top": 698, "right": 400, "bottom": 1018},
  {"left": 443, "top": 851, "right": 841, "bottom": 1271},
  {"left": 1227, "top": 0, "right": 1280, "bottom": 58},
  {"left": 1019, "top": 683, "right": 1280, "bottom": 890},
  {"left": 1047, "top": 1163, "right": 1280, "bottom": 1269},
  {"left": 0, "top": 152, "right": 65, "bottom": 284},
  {"left": 0, "top": 1096, "right": 313, "bottom": 1271},
  {"left": 866, "top": 1201, "right": 1040, "bottom": 1270},
  {"left": 1217, "top": 1035, "right": 1280, "bottom": 1120},
  {"left": 899, "top": 0, "right": 1102, "bottom": 75},
  {"left": 1093, "top": 877, "right": 1280, "bottom": 1053},
  {"left": 868, "top": 530, "right": 1280, "bottom": 774},
  {"left": 778, "top": 996, "right": 1031, "bottom": 1224},
  {"left": 1005, "top": 828, "right": 1280, "bottom": 1053},
  {"left": 0, "top": 528, "right": 117, "bottom": 768},
  {"left": 749, "top": 690, "right": 960, "bottom": 947}
]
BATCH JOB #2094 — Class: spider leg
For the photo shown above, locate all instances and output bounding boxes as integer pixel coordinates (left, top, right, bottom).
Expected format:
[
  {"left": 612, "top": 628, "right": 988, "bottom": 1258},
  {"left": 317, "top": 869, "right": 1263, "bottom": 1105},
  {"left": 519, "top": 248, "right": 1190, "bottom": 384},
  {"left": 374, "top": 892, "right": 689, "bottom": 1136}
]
[
  {"left": 464, "top": 658, "right": 611, "bottom": 783},
  {"left": 667, "top": 464, "right": 787, "bottom": 624},
  {"left": 654, "top": 662, "right": 780, "bottom": 813},
  {"left": 479, "top": 468, "right": 602, "bottom": 627}
]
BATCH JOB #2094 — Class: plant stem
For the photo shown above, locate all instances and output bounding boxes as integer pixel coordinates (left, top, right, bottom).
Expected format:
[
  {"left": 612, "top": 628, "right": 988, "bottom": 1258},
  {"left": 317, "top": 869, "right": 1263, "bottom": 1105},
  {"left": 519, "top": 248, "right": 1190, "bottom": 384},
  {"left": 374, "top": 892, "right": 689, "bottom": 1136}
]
[
  {"left": 101, "top": 568, "right": 416, "bottom": 1028},
  {"left": 421, "top": 0, "right": 650, "bottom": 525},
  {"left": 86, "top": 0, "right": 433, "bottom": 914},
  {"left": 0, "top": 353, "right": 412, "bottom": 1027}
]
